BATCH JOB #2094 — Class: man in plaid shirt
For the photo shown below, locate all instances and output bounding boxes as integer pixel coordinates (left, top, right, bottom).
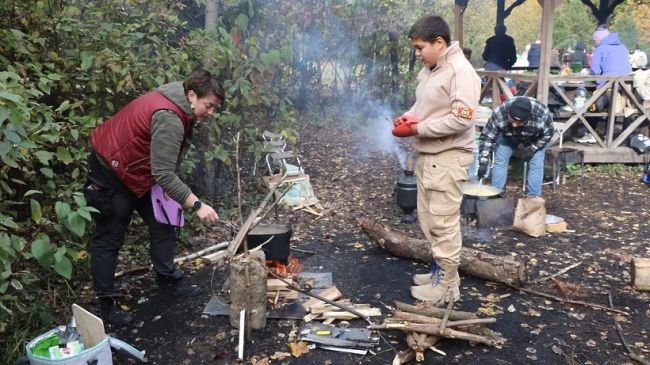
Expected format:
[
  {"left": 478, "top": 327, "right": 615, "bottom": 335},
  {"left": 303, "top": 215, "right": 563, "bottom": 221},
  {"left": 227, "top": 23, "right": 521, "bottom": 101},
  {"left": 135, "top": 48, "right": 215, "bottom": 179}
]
[{"left": 477, "top": 96, "right": 555, "bottom": 196}]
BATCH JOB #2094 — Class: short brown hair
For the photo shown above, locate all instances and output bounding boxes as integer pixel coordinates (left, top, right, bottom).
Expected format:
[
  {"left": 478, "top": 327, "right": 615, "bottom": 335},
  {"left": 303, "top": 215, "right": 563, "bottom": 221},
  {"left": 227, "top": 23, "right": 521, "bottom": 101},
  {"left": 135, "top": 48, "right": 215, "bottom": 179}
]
[
  {"left": 183, "top": 69, "right": 225, "bottom": 102},
  {"left": 408, "top": 15, "right": 451, "bottom": 45}
]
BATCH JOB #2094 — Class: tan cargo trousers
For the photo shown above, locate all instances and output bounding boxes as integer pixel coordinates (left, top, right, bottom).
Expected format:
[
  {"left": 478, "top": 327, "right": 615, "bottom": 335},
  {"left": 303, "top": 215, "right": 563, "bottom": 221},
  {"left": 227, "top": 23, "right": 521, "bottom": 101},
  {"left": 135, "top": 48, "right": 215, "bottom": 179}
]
[{"left": 416, "top": 149, "right": 473, "bottom": 266}]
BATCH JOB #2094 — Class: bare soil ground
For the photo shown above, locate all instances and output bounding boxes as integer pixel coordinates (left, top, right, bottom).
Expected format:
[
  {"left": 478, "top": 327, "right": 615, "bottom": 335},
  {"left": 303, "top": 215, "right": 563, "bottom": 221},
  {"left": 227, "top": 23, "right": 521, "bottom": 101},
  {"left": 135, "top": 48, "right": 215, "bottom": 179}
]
[{"left": 80, "top": 123, "right": 650, "bottom": 365}]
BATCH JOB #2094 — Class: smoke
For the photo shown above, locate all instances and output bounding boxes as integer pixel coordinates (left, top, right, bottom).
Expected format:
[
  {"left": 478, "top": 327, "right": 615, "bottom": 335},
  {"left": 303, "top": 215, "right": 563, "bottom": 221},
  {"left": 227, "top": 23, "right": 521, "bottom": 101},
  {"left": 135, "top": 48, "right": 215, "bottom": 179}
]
[{"left": 357, "top": 99, "right": 410, "bottom": 170}]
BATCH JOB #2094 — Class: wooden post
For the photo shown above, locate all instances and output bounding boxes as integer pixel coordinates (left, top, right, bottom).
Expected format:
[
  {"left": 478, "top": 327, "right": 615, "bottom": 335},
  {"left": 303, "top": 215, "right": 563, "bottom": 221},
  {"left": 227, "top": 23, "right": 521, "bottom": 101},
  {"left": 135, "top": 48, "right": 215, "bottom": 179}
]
[
  {"left": 453, "top": 4, "right": 465, "bottom": 48},
  {"left": 536, "top": 0, "right": 557, "bottom": 103},
  {"left": 631, "top": 257, "right": 650, "bottom": 291}
]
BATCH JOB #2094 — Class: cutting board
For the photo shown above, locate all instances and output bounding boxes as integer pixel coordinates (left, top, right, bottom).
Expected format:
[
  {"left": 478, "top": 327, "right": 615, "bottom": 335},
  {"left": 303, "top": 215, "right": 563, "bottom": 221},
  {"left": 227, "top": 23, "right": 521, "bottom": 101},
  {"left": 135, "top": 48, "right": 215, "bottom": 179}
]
[{"left": 72, "top": 303, "right": 107, "bottom": 348}]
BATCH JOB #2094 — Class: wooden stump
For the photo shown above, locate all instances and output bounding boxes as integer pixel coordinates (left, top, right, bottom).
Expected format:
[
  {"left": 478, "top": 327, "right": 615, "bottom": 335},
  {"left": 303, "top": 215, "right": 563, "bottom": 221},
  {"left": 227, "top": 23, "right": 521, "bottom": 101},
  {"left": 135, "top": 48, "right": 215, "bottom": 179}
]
[
  {"left": 229, "top": 250, "right": 267, "bottom": 329},
  {"left": 357, "top": 218, "right": 528, "bottom": 286},
  {"left": 631, "top": 257, "right": 650, "bottom": 291}
]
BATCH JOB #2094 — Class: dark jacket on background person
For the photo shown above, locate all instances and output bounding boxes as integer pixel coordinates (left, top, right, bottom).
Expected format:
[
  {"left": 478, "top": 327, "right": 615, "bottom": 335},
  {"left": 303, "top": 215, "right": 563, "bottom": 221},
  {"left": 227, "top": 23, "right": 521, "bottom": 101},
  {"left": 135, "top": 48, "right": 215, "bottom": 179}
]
[
  {"left": 572, "top": 40, "right": 589, "bottom": 69},
  {"left": 482, "top": 28, "right": 517, "bottom": 70},
  {"left": 527, "top": 43, "right": 541, "bottom": 67}
]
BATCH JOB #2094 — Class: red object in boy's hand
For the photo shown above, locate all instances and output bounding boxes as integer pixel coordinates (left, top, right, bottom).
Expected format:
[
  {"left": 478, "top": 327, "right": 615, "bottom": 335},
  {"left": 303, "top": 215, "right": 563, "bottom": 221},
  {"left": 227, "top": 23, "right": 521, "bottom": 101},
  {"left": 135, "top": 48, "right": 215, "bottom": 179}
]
[
  {"left": 392, "top": 121, "right": 418, "bottom": 137},
  {"left": 393, "top": 115, "right": 420, "bottom": 127}
]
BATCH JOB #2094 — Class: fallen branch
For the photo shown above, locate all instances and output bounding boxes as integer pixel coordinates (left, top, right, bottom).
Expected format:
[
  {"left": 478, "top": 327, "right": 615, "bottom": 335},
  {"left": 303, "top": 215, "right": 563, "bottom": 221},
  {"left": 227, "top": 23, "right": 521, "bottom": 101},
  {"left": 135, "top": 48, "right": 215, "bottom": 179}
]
[
  {"left": 388, "top": 311, "right": 497, "bottom": 328},
  {"left": 357, "top": 218, "right": 528, "bottom": 286},
  {"left": 368, "top": 323, "right": 501, "bottom": 347},
  {"left": 174, "top": 241, "right": 229, "bottom": 264},
  {"left": 608, "top": 293, "right": 650, "bottom": 365},
  {"left": 531, "top": 261, "right": 582, "bottom": 283},
  {"left": 513, "top": 286, "right": 629, "bottom": 316},
  {"left": 394, "top": 301, "right": 477, "bottom": 321},
  {"left": 394, "top": 301, "right": 505, "bottom": 343}
]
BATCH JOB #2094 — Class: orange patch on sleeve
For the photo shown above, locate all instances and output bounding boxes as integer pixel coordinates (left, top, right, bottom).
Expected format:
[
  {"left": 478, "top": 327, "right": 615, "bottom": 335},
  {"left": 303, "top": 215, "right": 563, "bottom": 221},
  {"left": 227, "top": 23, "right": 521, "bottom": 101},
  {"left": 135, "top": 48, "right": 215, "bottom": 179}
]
[{"left": 455, "top": 106, "right": 475, "bottom": 120}]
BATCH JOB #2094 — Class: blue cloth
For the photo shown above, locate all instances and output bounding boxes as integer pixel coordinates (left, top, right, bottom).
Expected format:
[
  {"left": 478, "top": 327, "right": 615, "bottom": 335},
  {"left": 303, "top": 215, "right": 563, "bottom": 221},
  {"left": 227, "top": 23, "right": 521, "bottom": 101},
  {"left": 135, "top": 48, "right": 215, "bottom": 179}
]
[
  {"left": 491, "top": 135, "right": 547, "bottom": 197},
  {"left": 590, "top": 32, "right": 632, "bottom": 88}
]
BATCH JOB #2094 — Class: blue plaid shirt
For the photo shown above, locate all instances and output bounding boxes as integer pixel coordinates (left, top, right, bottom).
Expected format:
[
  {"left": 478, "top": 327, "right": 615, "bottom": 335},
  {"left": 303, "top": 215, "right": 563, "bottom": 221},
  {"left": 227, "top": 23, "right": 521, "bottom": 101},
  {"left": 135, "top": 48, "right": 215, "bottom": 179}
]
[{"left": 478, "top": 96, "right": 554, "bottom": 161}]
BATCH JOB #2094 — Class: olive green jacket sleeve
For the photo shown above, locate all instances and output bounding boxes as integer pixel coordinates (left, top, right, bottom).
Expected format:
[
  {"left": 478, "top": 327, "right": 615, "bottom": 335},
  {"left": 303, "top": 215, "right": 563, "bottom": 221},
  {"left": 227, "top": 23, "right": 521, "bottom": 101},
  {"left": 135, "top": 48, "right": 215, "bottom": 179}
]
[{"left": 150, "top": 110, "right": 192, "bottom": 204}]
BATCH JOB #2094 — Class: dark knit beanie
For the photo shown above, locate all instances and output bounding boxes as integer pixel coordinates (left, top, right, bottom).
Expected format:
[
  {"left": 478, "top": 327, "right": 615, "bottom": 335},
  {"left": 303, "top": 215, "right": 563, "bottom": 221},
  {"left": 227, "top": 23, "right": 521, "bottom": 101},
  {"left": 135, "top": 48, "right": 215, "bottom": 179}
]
[{"left": 508, "top": 98, "right": 532, "bottom": 122}]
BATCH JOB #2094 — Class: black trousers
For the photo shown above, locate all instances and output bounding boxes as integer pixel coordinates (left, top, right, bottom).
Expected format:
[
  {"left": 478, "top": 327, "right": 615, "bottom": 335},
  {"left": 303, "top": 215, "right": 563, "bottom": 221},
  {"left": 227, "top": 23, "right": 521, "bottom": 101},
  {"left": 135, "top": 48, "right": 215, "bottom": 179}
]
[{"left": 86, "top": 168, "right": 178, "bottom": 297}]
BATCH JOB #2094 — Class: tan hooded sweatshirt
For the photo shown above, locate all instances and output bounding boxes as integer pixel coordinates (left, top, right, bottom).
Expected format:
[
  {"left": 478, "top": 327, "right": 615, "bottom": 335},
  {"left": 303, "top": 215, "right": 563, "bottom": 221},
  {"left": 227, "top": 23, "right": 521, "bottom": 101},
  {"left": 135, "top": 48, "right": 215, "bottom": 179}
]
[{"left": 406, "top": 41, "right": 481, "bottom": 154}]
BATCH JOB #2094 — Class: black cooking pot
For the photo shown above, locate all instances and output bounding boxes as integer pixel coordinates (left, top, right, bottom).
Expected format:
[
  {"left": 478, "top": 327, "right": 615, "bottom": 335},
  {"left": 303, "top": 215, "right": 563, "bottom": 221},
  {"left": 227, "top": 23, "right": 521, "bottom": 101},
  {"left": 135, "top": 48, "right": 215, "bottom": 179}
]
[
  {"left": 246, "top": 223, "right": 291, "bottom": 262},
  {"left": 395, "top": 170, "right": 417, "bottom": 214}
]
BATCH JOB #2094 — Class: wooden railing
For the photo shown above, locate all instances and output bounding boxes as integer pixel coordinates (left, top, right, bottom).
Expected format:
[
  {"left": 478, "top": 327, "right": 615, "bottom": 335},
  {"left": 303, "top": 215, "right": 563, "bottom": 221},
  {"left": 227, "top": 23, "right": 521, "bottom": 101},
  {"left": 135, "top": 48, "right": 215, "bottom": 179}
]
[{"left": 476, "top": 71, "right": 650, "bottom": 150}]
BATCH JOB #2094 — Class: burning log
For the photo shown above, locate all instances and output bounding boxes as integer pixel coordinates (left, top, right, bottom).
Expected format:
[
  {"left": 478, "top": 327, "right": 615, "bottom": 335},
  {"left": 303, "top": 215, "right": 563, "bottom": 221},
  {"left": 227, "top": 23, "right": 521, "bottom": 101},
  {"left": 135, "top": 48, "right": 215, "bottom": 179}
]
[{"left": 357, "top": 218, "right": 528, "bottom": 286}]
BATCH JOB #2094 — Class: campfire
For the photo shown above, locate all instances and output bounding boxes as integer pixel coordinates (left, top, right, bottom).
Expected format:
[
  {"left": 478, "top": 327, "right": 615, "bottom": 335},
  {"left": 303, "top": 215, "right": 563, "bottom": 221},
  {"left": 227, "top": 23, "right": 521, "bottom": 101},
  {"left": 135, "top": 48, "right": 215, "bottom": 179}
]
[{"left": 266, "top": 255, "right": 302, "bottom": 278}]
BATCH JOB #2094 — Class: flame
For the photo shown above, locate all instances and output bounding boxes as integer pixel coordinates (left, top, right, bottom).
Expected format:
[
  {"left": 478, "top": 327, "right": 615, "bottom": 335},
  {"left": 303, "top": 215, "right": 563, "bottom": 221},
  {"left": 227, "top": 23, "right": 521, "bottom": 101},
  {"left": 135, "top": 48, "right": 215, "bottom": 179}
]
[{"left": 266, "top": 255, "right": 302, "bottom": 278}]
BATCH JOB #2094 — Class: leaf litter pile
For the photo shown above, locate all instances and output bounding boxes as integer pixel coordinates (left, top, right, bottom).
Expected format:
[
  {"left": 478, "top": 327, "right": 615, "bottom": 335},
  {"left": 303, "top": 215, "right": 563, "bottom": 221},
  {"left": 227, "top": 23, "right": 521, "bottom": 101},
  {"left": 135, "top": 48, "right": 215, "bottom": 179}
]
[{"left": 87, "top": 122, "right": 649, "bottom": 365}]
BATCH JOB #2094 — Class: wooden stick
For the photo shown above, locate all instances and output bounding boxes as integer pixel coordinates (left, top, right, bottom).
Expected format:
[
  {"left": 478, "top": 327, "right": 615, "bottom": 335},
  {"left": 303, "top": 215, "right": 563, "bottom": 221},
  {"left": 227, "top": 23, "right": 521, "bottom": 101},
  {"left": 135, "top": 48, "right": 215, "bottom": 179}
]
[
  {"left": 514, "top": 286, "right": 629, "bottom": 316},
  {"left": 368, "top": 323, "right": 501, "bottom": 347},
  {"left": 390, "top": 311, "right": 497, "bottom": 327},
  {"left": 608, "top": 293, "right": 650, "bottom": 365},
  {"left": 531, "top": 261, "right": 582, "bottom": 283},
  {"left": 115, "top": 265, "right": 150, "bottom": 278},
  {"left": 174, "top": 241, "right": 229, "bottom": 264},
  {"left": 394, "top": 300, "right": 477, "bottom": 321},
  {"left": 392, "top": 349, "right": 415, "bottom": 365},
  {"left": 439, "top": 295, "right": 454, "bottom": 335},
  {"left": 227, "top": 175, "right": 288, "bottom": 257}
]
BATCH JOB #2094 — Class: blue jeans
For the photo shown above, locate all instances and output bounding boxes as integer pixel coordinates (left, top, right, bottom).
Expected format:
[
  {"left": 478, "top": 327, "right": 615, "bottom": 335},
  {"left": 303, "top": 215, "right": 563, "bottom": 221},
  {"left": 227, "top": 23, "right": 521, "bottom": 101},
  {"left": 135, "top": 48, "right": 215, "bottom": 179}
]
[{"left": 491, "top": 136, "right": 546, "bottom": 196}]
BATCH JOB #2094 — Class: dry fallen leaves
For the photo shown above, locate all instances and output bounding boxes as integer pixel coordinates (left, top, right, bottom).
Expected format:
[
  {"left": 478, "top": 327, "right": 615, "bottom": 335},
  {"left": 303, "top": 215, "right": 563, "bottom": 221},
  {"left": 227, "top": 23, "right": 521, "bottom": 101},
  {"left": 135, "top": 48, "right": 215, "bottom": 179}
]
[
  {"left": 288, "top": 341, "right": 310, "bottom": 357},
  {"left": 270, "top": 351, "right": 291, "bottom": 360}
]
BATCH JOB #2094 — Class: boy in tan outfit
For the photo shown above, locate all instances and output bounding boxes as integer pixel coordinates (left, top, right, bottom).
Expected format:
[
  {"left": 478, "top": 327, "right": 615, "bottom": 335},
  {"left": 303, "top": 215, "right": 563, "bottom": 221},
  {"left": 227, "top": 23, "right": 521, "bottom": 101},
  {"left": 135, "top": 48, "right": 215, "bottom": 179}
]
[{"left": 393, "top": 15, "right": 480, "bottom": 305}]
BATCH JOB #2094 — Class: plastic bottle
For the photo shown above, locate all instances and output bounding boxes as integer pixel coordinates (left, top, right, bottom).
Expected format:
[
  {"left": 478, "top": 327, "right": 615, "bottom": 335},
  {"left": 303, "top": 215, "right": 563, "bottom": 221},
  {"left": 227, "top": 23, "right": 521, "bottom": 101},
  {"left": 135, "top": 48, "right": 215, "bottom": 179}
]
[
  {"left": 574, "top": 86, "right": 587, "bottom": 109},
  {"left": 468, "top": 135, "right": 480, "bottom": 180}
]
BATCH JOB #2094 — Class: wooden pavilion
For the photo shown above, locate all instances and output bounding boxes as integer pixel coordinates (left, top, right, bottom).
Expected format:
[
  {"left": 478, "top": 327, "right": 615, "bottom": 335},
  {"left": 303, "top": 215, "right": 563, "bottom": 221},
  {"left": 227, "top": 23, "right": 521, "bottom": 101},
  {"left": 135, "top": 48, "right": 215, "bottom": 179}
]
[{"left": 453, "top": 0, "right": 649, "bottom": 163}]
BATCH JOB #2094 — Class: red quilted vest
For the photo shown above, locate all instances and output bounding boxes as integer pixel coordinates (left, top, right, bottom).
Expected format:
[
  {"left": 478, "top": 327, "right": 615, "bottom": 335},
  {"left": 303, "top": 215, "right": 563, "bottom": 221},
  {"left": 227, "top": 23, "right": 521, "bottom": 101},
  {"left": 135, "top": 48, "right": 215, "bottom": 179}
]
[{"left": 91, "top": 91, "right": 193, "bottom": 197}]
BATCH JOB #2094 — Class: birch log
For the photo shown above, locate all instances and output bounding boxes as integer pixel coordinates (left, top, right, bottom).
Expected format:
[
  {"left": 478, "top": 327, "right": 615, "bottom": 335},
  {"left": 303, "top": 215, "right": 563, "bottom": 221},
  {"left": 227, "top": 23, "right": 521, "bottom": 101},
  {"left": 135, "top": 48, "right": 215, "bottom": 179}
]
[{"left": 357, "top": 218, "right": 528, "bottom": 286}]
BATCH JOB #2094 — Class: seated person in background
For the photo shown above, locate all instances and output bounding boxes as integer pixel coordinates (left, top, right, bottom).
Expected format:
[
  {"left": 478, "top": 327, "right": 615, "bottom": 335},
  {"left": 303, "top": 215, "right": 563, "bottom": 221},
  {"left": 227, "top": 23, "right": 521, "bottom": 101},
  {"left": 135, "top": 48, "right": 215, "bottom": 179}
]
[
  {"left": 591, "top": 27, "right": 632, "bottom": 88},
  {"left": 463, "top": 47, "right": 473, "bottom": 62},
  {"left": 572, "top": 40, "right": 589, "bottom": 72},
  {"left": 482, "top": 24, "right": 517, "bottom": 71},
  {"left": 477, "top": 97, "right": 554, "bottom": 197},
  {"left": 630, "top": 45, "right": 648, "bottom": 68}
]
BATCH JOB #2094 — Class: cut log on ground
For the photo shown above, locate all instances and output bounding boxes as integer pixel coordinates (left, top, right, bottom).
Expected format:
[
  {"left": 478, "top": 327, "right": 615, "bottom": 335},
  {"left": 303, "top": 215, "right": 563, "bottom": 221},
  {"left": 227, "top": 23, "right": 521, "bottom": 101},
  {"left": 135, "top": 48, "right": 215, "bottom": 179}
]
[
  {"left": 357, "top": 218, "right": 528, "bottom": 286},
  {"left": 631, "top": 257, "right": 650, "bottom": 291}
]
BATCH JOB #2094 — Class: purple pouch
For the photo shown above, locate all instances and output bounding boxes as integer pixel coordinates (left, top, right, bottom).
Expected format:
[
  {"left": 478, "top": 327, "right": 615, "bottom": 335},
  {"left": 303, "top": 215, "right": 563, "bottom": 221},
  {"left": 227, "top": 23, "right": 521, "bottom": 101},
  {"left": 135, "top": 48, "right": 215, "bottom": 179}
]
[{"left": 151, "top": 184, "right": 185, "bottom": 227}]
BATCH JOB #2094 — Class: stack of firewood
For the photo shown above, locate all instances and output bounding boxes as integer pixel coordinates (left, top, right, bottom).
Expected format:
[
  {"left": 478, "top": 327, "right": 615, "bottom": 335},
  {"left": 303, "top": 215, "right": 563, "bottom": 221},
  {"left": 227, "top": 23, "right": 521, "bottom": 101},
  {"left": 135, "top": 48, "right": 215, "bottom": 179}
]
[
  {"left": 369, "top": 301, "right": 505, "bottom": 364},
  {"left": 299, "top": 286, "right": 381, "bottom": 324}
]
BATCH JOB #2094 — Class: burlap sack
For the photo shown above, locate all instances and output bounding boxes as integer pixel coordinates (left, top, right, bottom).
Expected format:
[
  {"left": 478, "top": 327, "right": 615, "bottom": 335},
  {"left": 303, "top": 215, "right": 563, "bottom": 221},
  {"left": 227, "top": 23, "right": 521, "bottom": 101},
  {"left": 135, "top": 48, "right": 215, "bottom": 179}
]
[{"left": 513, "top": 197, "right": 546, "bottom": 237}]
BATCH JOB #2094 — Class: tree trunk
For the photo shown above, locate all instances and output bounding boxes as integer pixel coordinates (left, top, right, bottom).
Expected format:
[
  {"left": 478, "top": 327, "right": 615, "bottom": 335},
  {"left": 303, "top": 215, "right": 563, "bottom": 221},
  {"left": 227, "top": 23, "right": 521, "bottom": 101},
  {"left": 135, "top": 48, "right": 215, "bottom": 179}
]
[
  {"left": 357, "top": 218, "right": 528, "bottom": 286},
  {"left": 204, "top": 0, "right": 218, "bottom": 33}
]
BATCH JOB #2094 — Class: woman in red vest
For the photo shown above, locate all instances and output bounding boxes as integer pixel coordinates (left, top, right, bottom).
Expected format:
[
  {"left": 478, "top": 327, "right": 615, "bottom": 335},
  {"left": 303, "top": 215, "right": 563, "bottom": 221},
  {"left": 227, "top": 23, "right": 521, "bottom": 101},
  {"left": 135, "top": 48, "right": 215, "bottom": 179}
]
[{"left": 86, "top": 69, "right": 224, "bottom": 325}]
